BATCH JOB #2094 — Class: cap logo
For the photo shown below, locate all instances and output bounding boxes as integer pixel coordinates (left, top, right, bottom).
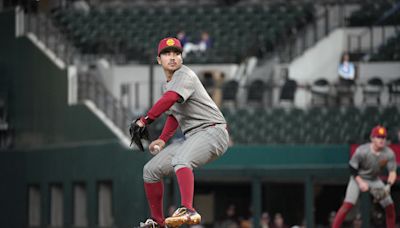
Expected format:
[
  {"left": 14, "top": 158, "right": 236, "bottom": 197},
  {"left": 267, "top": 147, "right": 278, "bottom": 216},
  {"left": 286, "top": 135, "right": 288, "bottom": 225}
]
[
  {"left": 166, "top": 39, "right": 175, "bottom": 46},
  {"left": 378, "top": 128, "right": 385, "bottom": 135}
]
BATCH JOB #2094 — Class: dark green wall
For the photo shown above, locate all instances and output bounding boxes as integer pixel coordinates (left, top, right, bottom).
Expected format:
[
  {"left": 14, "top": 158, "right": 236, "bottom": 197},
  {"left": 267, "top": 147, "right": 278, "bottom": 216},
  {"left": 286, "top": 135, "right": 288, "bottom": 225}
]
[
  {"left": 0, "top": 144, "right": 352, "bottom": 228},
  {"left": 0, "top": 141, "right": 149, "bottom": 228},
  {"left": 206, "top": 144, "right": 349, "bottom": 168},
  {"left": 0, "top": 9, "right": 116, "bottom": 148},
  {"left": 0, "top": 9, "right": 15, "bottom": 115},
  {"left": 200, "top": 144, "right": 350, "bottom": 181},
  {"left": 0, "top": 9, "right": 138, "bottom": 228},
  {"left": 0, "top": 9, "right": 14, "bottom": 42},
  {"left": 8, "top": 37, "right": 117, "bottom": 146}
]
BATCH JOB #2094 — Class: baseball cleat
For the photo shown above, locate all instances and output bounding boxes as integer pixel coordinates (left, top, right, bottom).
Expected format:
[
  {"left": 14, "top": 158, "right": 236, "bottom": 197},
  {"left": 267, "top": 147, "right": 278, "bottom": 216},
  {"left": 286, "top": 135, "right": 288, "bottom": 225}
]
[
  {"left": 165, "top": 206, "right": 201, "bottom": 227},
  {"left": 137, "top": 218, "right": 162, "bottom": 228}
]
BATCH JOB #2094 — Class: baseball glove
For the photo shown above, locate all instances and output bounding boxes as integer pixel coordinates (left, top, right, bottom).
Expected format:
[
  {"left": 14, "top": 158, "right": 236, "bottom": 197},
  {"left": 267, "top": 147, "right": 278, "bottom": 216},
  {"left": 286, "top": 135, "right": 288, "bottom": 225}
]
[
  {"left": 129, "top": 118, "right": 149, "bottom": 152},
  {"left": 370, "top": 184, "right": 391, "bottom": 202}
]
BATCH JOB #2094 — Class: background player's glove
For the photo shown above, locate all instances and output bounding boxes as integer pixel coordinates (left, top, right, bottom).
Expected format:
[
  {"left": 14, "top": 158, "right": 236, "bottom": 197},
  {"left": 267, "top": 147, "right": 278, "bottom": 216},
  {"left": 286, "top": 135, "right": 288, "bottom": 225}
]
[
  {"left": 129, "top": 118, "right": 149, "bottom": 152},
  {"left": 370, "top": 184, "right": 391, "bottom": 202}
]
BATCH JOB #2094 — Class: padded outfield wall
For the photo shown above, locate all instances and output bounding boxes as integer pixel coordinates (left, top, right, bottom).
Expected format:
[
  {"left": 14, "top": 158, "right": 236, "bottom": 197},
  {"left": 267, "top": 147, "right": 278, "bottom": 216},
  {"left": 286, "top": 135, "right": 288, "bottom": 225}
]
[
  {"left": 0, "top": 142, "right": 148, "bottom": 228},
  {"left": 0, "top": 143, "right": 351, "bottom": 228}
]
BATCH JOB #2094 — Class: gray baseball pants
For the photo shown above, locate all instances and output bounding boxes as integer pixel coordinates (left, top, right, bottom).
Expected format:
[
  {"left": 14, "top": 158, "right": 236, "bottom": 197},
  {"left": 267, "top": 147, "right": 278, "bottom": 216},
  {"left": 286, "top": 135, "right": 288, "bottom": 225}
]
[
  {"left": 143, "top": 124, "right": 229, "bottom": 183},
  {"left": 344, "top": 176, "right": 393, "bottom": 207}
]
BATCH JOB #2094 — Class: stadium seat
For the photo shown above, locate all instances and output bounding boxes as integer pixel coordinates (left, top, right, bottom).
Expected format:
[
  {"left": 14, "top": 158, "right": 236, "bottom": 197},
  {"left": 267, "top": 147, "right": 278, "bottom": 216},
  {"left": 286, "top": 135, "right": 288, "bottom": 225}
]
[
  {"left": 380, "top": 106, "right": 400, "bottom": 127},
  {"left": 310, "top": 78, "right": 331, "bottom": 106},
  {"left": 335, "top": 79, "right": 356, "bottom": 106},
  {"left": 247, "top": 79, "right": 266, "bottom": 107},
  {"left": 221, "top": 80, "right": 239, "bottom": 108},
  {"left": 361, "top": 106, "right": 381, "bottom": 123},
  {"left": 279, "top": 78, "right": 297, "bottom": 105},
  {"left": 218, "top": 105, "right": 377, "bottom": 144},
  {"left": 387, "top": 77, "right": 400, "bottom": 104},
  {"left": 341, "top": 107, "right": 362, "bottom": 130},
  {"left": 324, "top": 107, "right": 343, "bottom": 126},
  {"left": 362, "top": 77, "right": 384, "bottom": 105}
]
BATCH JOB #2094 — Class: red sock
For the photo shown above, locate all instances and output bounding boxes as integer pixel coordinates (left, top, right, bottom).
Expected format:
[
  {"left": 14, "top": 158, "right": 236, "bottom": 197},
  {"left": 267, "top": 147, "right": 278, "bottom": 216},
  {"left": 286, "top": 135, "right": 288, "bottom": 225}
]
[
  {"left": 332, "top": 202, "right": 353, "bottom": 228},
  {"left": 385, "top": 204, "right": 395, "bottom": 228},
  {"left": 176, "top": 167, "right": 194, "bottom": 210},
  {"left": 144, "top": 182, "right": 164, "bottom": 225}
]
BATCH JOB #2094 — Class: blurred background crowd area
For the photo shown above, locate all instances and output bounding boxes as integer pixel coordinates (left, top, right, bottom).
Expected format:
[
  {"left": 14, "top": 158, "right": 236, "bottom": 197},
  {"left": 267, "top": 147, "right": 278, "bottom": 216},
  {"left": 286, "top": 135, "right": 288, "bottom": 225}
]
[
  {"left": 2, "top": 0, "right": 400, "bottom": 148},
  {"left": 1, "top": 0, "right": 400, "bottom": 228}
]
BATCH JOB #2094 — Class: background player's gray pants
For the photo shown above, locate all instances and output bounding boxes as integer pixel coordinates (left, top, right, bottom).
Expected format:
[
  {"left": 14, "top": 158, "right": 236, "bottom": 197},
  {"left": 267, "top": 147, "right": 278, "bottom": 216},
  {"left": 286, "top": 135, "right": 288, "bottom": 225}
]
[
  {"left": 143, "top": 124, "right": 229, "bottom": 183},
  {"left": 344, "top": 176, "right": 393, "bottom": 207}
]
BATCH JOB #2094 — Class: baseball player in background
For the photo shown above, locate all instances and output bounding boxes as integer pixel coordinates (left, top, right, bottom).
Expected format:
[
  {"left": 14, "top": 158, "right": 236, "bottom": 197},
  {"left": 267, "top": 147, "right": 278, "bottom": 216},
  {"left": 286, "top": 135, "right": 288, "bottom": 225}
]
[
  {"left": 332, "top": 125, "right": 397, "bottom": 228},
  {"left": 134, "top": 37, "right": 229, "bottom": 227}
]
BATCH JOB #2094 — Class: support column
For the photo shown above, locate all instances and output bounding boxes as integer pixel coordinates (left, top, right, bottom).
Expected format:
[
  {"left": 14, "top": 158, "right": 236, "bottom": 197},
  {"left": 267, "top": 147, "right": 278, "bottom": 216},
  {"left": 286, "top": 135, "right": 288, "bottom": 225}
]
[
  {"left": 251, "top": 177, "right": 262, "bottom": 228},
  {"left": 360, "top": 192, "right": 370, "bottom": 228},
  {"left": 304, "top": 176, "right": 314, "bottom": 228},
  {"left": 63, "top": 182, "right": 72, "bottom": 228},
  {"left": 87, "top": 181, "right": 97, "bottom": 227},
  {"left": 41, "top": 182, "right": 48, "bottom": 227}
]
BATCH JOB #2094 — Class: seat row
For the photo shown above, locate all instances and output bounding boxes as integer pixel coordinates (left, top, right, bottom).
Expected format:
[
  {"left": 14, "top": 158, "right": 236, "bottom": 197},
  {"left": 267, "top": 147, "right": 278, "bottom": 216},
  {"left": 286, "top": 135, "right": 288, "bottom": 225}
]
[
  {"left": 222, "top": 106, "right": 400, "bottom": 145},
  {"left": 347, "top": 0, "right": 399, "bottom": 27},
  {"left": 52, "top": 3, "right": 314, "bottom": 63}
]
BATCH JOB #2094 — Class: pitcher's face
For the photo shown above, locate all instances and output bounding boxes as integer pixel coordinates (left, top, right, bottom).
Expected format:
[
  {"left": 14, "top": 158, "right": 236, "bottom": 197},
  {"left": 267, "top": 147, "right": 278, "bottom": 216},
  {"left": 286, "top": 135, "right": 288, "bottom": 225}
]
[{"left": 157, "top": 51, "right": 183, "bottom": 72}]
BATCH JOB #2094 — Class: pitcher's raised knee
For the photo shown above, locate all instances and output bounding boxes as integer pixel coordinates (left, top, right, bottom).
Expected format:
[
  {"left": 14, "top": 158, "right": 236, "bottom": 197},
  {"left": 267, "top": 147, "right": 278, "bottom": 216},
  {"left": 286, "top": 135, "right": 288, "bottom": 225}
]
[{"left": 143, "top": 162, "right": 162, "bottom": 183}]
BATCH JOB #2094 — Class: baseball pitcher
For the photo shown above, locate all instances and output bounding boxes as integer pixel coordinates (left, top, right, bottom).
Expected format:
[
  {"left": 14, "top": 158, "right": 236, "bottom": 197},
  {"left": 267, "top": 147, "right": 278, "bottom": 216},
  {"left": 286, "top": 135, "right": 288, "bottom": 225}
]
[{"left": 130, "top": 37, "right": 229, "bottom": 228}]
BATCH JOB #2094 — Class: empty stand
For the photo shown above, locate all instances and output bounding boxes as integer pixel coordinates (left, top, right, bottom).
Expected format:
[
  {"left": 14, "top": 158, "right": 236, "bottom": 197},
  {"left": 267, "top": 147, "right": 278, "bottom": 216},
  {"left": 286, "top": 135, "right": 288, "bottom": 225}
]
[
  {"left": 370, "top": 32, "right": 400, "bottom": 61},
  {"left": 51, "top": 3, "right": 314, "bottom": 63},
  {"left": 379, "top": 106, "right": 400, "bottom": 128},
  {"left": 221, "top": 106, "right": 399, "bottom": 145},
  {"left": 347, "top": 1, "right": 399, "bottom": 27}
]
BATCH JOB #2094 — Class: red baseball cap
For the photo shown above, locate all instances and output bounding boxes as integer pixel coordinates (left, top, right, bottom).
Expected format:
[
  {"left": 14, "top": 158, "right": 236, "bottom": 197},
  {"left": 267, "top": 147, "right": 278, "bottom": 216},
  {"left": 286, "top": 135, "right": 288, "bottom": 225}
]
[
  {"left": 157, "top": 37, "right": 183, "bottom": 56},
  {"left": 370, "top": 125, "right": 387, "bottom": 138}
]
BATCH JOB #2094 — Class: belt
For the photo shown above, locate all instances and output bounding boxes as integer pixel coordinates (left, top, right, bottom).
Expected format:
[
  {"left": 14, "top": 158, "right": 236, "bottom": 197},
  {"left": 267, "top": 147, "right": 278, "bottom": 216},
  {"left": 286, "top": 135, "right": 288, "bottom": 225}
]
[{"left": 183, "top": 123, "right": 227, "bottom": 135}]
